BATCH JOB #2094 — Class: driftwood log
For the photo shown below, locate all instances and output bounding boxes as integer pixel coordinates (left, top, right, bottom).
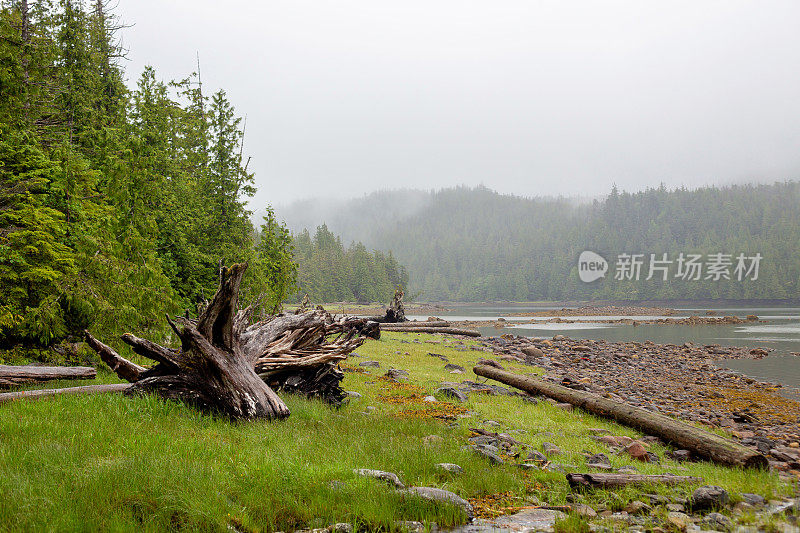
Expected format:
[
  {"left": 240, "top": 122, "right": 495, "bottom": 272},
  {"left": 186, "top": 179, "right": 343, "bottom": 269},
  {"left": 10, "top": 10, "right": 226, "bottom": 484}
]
[
  {"left": 0, "top": 383, "right": 130, "bottom": 404},
  {"left": 0, "top": 364, "right": 96, "bottom": 388},
  {"left": 84, "top": 263, "right": 372, "bottom": 420},
  {"left": 566, "top": 473, "right": 703, "bottom": 489},
  {"left": 474, "top": 364, "right": 768, "bottom": 469},
  {"left": 382, "top": 326, "right": 481, "bottom": 337},
  {"left": 380, "top": 321, "right": 450, "bottom": 329}
]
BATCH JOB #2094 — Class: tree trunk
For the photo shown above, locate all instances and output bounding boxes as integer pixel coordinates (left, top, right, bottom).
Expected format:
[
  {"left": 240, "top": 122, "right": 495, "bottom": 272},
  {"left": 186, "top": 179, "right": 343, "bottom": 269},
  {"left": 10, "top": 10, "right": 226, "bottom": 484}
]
[
  {"left": 473, "top": 364, "right": 768, "bottom": 469},
  {"left": 0, "top": 364, "right": 96, "bottom": 388},
  {"left": 84, "top": 263, "right": 368, "bottom": 420},
  {"left": 368, "top": 288, "right": 408, "bottom": 323},
  {"left": 566, "top": 473, "right": 703, "bottom": 489}
]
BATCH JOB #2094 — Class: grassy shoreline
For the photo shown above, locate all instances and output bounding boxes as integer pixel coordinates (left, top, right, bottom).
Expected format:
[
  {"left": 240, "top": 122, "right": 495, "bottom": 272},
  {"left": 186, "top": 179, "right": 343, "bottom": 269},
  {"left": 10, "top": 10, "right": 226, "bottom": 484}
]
[{"left": 0, "top": 332, "right": 794, "bottom": 531}]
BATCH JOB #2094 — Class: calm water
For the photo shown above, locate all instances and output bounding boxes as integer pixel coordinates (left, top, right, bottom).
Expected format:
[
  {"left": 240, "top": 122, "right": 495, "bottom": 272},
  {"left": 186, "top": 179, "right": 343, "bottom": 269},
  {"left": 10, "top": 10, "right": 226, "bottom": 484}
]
[{"left": 407, "top": 305, "right": 800, "bottom": 394}]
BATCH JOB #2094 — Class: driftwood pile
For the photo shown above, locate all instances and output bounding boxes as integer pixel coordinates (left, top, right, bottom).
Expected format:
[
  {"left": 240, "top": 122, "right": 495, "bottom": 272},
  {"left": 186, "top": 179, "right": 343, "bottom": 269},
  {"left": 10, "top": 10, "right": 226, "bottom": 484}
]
[{"left": 79, "top": 263, "right": 373, "bottom": 420}]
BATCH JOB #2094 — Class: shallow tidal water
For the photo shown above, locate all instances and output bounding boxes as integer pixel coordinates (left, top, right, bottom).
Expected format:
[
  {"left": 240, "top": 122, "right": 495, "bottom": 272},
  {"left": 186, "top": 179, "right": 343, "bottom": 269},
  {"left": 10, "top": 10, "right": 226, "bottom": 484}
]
[{"left": 407, "top": 305, "right": 800, "bottom": 396}]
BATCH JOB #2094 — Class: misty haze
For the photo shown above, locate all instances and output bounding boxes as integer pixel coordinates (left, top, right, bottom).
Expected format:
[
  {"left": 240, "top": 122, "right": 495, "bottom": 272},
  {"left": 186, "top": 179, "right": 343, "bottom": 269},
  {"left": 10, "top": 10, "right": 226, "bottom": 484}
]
[{"left": 1, "top": 1, "right": 799, "bottom": 531}]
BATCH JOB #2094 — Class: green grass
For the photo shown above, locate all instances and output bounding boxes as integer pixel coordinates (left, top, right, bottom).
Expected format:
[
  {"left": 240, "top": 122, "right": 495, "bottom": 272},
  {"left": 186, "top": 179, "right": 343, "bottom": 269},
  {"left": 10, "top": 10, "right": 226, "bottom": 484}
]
[{"left": 0, "top": 332, "right": 791, "bottom": 532}]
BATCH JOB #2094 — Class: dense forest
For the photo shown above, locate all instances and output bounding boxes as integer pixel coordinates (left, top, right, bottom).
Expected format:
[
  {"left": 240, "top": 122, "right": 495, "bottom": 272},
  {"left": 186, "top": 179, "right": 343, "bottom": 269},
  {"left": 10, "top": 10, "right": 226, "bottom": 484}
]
[
  {"left": 0, "top": 0, "right": 300, "bottom": 352},
  {"left": 278, "top": 183, "right": 800, "bottom": 302},
  {"left": 293, "top": 224, "right": 408, "bottom": 304}
]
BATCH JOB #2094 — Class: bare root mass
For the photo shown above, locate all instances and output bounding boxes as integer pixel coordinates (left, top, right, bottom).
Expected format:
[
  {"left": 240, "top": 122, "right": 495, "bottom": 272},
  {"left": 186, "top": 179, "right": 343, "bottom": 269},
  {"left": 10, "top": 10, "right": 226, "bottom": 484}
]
[{"left": 85, "top": 263, "right": 374, "bottom": 420}]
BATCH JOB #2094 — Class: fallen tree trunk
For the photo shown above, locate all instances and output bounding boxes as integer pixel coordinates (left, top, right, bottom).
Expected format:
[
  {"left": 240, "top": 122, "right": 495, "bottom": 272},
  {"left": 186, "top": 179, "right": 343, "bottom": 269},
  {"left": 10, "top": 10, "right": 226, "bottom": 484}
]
[
  {"left": 84, "top": 263, "right": 369, "bottom": 420},
  {"left": 0, "top": 364, "right": 96, "bottom": 388},
  {"left": 0, "top": 383, "right": 130, "bottom": 404},
  {"left": 473, "top": 364, "right": 768, "bottom": 469},
  {"left": 566, "top": 473, "right": 703, "bottom": 489},
  {"left": 383, "top": 326, "right": 480, "bottom": 337},
  {"left": 381, "top": 321, "right": 450, "bottom": 329}
]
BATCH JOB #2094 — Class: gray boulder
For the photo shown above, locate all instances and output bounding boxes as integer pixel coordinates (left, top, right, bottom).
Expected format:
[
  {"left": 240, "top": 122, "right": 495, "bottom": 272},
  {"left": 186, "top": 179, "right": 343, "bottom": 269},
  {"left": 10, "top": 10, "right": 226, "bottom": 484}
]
[
  {"left": 353, "top": 468, "right": 404, "bottom": 489},
  {"left": 690, "top": 485, "right": 730, "bottom": 511},
  {"left": 403, "top": 487, "right": 473, "bottom": 519}
]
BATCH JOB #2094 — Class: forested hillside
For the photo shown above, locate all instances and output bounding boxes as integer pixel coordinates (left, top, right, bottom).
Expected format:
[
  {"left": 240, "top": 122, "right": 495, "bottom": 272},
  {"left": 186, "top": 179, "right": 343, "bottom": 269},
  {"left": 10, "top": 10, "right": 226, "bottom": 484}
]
[
  {"left": 0, "top": 1, "right": 296, "bottom": 351},
  {"left": 293, "top": 224, "right": 408, "bottom": 303},
  {"left": 279, "top": 183, "right": 800, "bottom": 301}
]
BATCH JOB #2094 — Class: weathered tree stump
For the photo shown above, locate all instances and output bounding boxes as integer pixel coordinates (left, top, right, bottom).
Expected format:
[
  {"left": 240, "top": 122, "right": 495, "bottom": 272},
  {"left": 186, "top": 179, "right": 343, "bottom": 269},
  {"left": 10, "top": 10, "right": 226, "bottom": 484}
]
[{"left": 85, "top": 263, "right": 370, "bottom": 420}]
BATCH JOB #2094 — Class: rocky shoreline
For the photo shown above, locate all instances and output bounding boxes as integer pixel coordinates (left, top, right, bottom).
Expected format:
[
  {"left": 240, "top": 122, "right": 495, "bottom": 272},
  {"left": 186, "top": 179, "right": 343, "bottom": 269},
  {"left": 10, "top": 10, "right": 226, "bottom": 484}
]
[{"left": 475, "top": 334, "right": 800, "bottom": 478}]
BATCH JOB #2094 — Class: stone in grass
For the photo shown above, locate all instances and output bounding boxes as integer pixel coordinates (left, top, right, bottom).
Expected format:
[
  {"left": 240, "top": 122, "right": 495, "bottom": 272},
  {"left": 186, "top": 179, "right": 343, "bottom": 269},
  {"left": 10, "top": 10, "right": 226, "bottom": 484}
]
[
  {"left": 469, "top": 435, "right": 498, "bottom": 446},
  {"left": 423, "top": 395, "right": 437, "bottom": 402},
  {"left": 740, "top": 493, "right": 766, "bottom": 507},
  {"left": 701, "top": 512, "right": 733, "bottom": 530},
  {"left": 386, "top": 368, "right": 409, "bottom": 381},
  {"left": 345, "top": 391, "right": 362, "bottom": 399},
  {"left": 394, "top": 521, "right": 425, "bottom": 533},
  {"left": 402, "top": 487, "right": 474, "bottom": 519},
  {"left": 572, "top": 504, "right": 597, "bottom": 518},
  {"left": 353, "top": 468, "right": 404, "bottom": 489},
  {"left": 527, "top": 450, "right": 548, "bottom": 463},
  {"left": 435, "top": 387, "right": 468, "bottom": 403},
  {"left": 624, "top": 500, "right": 652, "bottom": 515},
  {"left": 330, "top": 524, "right": 353, "bottom": 533},
  {"left": 587, "top": 453, "right": 612, "bottom": 469},
  {"left": 665, "top": 511, "right": 694, "bottom": 531},
  {"left": 471, "top": 445, "right": 504, "bottom": 465},
  {"left": 444, "top": 363, "right": 465, "bottom": 372},
  {"left": 542, "top": 442, "right": 561, "bottom": 455},
  {"left": 358, "top": 361, "right": 380, "bottom": 368},
  {"left": 435, "top": 463, "right": 463, "bottom": 474},
  {"left": 690, "top": 485, "right": 730, "bottom": 511}
]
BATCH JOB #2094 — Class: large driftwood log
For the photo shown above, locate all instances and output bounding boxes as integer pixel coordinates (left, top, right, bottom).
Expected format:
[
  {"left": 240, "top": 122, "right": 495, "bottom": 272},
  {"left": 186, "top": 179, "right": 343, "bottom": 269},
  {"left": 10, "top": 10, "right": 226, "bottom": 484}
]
[
  {"left": 0, "top": 364, "right": 96, "bottom": 388},
  {"left": 474, "top": 364, "right": 768, "bottom": 469},
  {"left": 382, "top": 326, "right": 481, "bottom": 337},
  {"left": 566, "top": 473, "right": 703, "bottom": 489},
  {"left": 84, "top": 263, "right": 370, "bottom": 420},
  {"left": 380, "top": 321, "right": 450, "bottom": 329},
  {"left": 0, "top": 383, "right": 130, "bottom": 404}
]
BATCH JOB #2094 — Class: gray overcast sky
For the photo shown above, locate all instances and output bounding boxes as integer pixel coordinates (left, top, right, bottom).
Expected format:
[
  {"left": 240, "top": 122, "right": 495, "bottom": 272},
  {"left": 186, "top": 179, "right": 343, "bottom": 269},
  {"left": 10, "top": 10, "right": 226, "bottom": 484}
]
[{"left": 116, "top": 1, "right": 800, "bottom": 208}]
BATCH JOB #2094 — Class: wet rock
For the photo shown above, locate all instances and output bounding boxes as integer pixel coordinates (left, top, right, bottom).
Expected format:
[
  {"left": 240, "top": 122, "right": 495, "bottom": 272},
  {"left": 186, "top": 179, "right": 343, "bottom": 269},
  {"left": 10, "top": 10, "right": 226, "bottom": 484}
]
[
  {"left": 358, "top": 361, "right": 380, "bottom": 368},
  {"left": 436, "top": 463, "right": 463, "bottom": 474},
  {"left": 435, "top": 387, "right": 468, "bottom": 403},
  {"left": 690, "top": 485, "right": 730, "bottom": 511},
  {"left": 353, "top": 468, "right": 404, "bottom": 488},
  {"left": 403, "top": 487, "right": 473, "bottom": 518}
]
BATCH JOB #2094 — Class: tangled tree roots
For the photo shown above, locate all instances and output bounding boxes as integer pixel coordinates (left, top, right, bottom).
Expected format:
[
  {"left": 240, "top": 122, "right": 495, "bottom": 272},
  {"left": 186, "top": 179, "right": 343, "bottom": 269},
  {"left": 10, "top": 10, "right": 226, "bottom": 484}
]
[{"left": 84, "top": 263, "right": 373, "bottom": 420}]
